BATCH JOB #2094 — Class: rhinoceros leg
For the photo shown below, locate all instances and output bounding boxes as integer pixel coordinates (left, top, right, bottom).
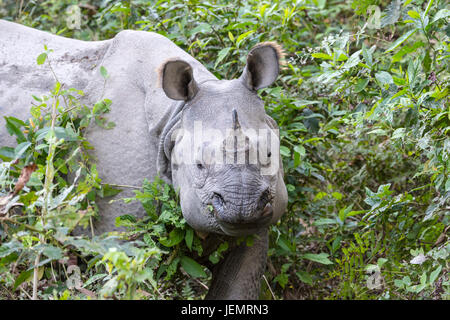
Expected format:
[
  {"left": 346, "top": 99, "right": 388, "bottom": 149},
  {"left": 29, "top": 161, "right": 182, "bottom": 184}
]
[{"left": 206, "top": 228, "right": 268, "bottom": 300}]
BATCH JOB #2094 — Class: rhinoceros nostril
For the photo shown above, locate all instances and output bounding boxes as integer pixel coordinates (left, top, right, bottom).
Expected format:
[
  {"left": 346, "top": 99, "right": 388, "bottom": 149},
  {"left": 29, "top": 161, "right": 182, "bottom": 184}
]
[
  {"left": 214, "top": 192, "right": 224, "bottom": 202},
  {"left": 212, "top": 192, "right": 225, "bottom": 209},
  {"left": 258, "top": 188, "right": 271, "bottom": 210}
]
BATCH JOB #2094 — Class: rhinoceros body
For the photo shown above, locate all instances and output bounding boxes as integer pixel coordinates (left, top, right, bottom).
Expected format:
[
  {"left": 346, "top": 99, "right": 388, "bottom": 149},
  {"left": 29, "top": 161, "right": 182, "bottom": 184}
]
[{"left": 0, "top": 20, "right": 287, "bottom": 299}]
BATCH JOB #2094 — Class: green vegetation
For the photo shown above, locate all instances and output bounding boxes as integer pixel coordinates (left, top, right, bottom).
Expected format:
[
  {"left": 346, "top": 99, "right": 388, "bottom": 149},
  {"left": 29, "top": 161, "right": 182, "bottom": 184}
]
[{"left": 0, "top": 0, "right": 449, "bottom": 300}]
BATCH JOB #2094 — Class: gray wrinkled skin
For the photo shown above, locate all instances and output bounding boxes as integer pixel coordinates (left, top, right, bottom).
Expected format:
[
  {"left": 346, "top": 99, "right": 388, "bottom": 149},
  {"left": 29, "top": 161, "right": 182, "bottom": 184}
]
[{"left": 0, "top": 20, "right": 288, "bottom": 300}]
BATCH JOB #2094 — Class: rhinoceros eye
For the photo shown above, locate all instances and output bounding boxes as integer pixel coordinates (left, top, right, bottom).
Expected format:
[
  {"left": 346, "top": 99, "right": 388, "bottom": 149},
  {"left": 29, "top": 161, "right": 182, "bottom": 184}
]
[
  {"left": 267, "top": 152, "right": 272, "bottom": 158},
  {"left": 193, "top": 162, "right": 208, "bottom": 189},
  {"left": 197, "top": 163, "right": 204, "bottom": 170}
]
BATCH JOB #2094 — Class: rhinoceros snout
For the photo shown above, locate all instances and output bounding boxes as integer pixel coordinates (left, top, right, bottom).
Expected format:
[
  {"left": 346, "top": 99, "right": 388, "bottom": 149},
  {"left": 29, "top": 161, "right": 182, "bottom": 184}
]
[{"left": 211, "top": 188, "right": 273, "bottom": 236}]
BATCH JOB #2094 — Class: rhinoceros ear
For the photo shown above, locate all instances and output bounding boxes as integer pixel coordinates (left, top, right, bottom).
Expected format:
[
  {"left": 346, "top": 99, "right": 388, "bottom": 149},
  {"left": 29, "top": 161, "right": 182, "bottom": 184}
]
[
  {"left": 161, "top": 60, "right": 199, "bottom": 101},
  {"left": 240, "top": 42, "right": 284, "bottom": 91}
]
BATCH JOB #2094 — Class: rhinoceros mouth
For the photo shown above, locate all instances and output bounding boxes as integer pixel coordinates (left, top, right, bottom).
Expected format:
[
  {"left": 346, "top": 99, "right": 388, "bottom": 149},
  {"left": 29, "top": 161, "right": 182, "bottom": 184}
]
[{"left": 212, "top": 202, "right": 273, "bottom": 237}]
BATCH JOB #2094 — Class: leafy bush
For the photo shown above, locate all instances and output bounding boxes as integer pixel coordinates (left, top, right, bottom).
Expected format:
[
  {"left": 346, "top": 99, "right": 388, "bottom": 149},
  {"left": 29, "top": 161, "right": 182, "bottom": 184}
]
[{"left": 0, "top": 0, "right": 449, "bottom": 300}]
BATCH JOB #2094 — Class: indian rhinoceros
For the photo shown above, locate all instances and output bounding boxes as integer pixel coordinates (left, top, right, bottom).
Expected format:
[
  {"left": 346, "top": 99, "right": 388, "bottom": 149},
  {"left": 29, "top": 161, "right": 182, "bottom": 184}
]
[{"left": 0, "top": 20, "right": 288, "bottom": 299}]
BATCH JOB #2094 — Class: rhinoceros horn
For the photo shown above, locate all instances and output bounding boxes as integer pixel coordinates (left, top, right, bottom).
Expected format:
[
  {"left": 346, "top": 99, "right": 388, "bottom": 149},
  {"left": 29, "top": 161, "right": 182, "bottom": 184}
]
[{"left": 222, "top": 109, "right": 250, "bottom": 165}]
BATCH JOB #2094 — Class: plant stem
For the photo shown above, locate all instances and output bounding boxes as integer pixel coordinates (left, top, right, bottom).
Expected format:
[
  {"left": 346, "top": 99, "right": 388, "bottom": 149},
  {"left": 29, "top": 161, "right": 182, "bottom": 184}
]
[{"left": 32, "top": 254, "right": 40, "bottom": 300}]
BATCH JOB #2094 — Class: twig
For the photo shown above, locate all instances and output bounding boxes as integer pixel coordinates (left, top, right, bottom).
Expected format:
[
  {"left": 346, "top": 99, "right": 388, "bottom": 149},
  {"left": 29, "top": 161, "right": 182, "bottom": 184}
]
[
  {"left": 50, "top": 262, "right": 58, "bottom": 283},
  {"left": 32, "top": 254, "right": 40, "bottom": 300},
  {"left": 146, "top": 280, "right": 164, "bottom": 299},
  {"left": 18, "top": 0, "right": 24, "bottom": 17},
  {"left": 90, "top": 216, "right": 95, "bottom": 238},
  {"left": 0, "top": 284, "right": 15, "bottom": 299},
  {"left": 101, "top": 183, "right": 141, "bottom": 189},
  {"left": 194, "top": 278, "right": 209, "bottom": 291},
  {"left": 5, "top": 273, "right": 33, "bottom": 299},
  {"left": 262, "top": 275, "right": 276, "bottom": 300},
  {"left": 20, "top": 285, "right": 33, "bottom": 300},
  {"left": 0, "top": 217, "right": 43, "bottom": 233},
  {"left": 62, "top": 105, "right": 80, "bottom": 114},
  {"left": 209, "top": 24, "right": 226, "bottom": 48}
]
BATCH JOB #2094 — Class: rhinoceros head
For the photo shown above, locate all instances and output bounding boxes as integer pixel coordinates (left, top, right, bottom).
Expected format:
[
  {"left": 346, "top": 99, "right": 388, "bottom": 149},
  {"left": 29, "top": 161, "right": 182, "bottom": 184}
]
[{"left": 158, "top": 42, "right": 288, "bottom": 236}]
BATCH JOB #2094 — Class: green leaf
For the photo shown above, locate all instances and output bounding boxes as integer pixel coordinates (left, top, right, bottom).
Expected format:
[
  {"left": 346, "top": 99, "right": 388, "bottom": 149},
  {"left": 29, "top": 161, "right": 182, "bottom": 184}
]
[
  {"left": 390, "top": 88, "right": 408, "bottom": 100},
  {"left": 368, "top": 128, "right": 387, "bottom": 136},
  {"left": 214, "top": 47, "right": 232, "bottom": 69},
  {"left": 377, "top": 258, "right": 388, "bottom": 268},
  {"left": 420, "top": 271, "right": 427, "bottom": 286},
  {"left": 294, "top": 145, "right": 305, "bottom": 158},
  {"left": 391, "top": 128, "right": 405, "bottom": 140},
  {"left": 185, "top": 228, "right": 193, "bottom": 250},
  {"left": 392, "top": 42, "right": 424, "bottom": 63},
  {"left": 35, "top": 128, "right": 51, "bottom": 141},
  {"left": 429, "top": 265, "right": 442, "bottom": 285},
  {"left": 100, "top": 184, "right": 122, "bottom": 198},
  {"left": 115, "top": 215, "right": 137, "bottom": 228},
  {"left": 432, "top": 9, "right": 450, "bottom": 23},
  {"left": 375, "top": 71, "right": 393, "bottom": 85},
  {"left": 407, "top": 59, "right": 421, "bottom": 90},
  {"left": 0, "top": 147, "right": 15, "bottom": 160},
  {"left": 14, "top": 269, "right": 34, "bottom": 290},
  {"left": 424, "top": 0, "right": 434, "bottom": 16},
  {"left": 293, "top": 100, "right": 320, "bottom": 108},
  {"left": 209, "top": 241, "right": 229, "bottom": 264},
  {"left": 0, "top": 240, "right": 24, "bottom": 258},
  {"left": 313, "top": 218, "right": 338, "bottom": 226},
  {"left": 423, "top": 51, "right": 432, "bottom": 73},
  {"left": 5, "top": 117, "right": 26, "bottom": 143},
  {"left": 381, "top": 0, "right": 401, "bottom": 27},
  {"left": 355, "top": 78, "right": 369, "bottom": 93},
  {"left": 189, "top": 23, "right": 212, "bottom": 36},
  {"left": 293, "top": 149, "right": 301, "bottom": 167},
  {"left": 314, "top": 191, "right": 327, "bottom": 201},
  {"left": 41, "top": 245, "right": 64, "bottom": 260},
  {"left": 280, "top": 146, "right": 290, "bottom": 157},
  {"left": 343, "top": 50, "right": 361, "bottom": 69},
  {"left": 14, "top": 142, "right": 32, "bottom": 159},
  {"left": 274, "top": 273, "right": 289, "bottom": 288},
  {"left": 180, "top": 256, "right": 207, "bottom": 278},
  {"left": 277, "top": 236, "right": 294, "bottom": 252},
  {"left": 303, "top": 253, "right": 333, "bottom": 265},
  {"left": 36, "top": 52, "right": 47, "bottom": 65},
  {"left": 236, "top": 30, "right": 255, "bottom": 47},
  {"left": 338, "top": 204, "right": 354, "bottom": 222},
  {"left": 311, "top": 52, "right": 332, "bottom": 60},
  {"left": 54, "top": 127, "right": 75, "bottom": 141},
  {"left": 385, "top": 29, "right": 417, "bottom": 53},
  {"left": 296, "top": 271, "right": 313, "bottom": 285},
  {"left": 93, "top": 99, "right": 112, "bottom": 115},
  {"left": 331, "top": 192, "right": 343, "bottom": 200},
  {"left": 159, "top": 228, "right": 184, "bottom": 247},
  {"left": 346, "top": 210, "right": 366, "bottom": 218},
  {"left": 407, "top": 10, "right": 420, "bottom": 19},
  {"left": 100, "top": 66, "right": 109, "bottom": 79},
  {"left": 84, "top": 273, "right": 108, "bottom": 287},
  {"left": 362, "top": 44, "right": 373, "bottom": 67},
  {"left": 228, "top": 31, "right": 234, "bottom": 42}
]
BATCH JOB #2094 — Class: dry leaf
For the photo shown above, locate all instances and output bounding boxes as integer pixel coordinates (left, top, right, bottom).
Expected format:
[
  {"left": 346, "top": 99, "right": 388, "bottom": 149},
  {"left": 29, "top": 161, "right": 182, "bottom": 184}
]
[
  {"left": 433, "top": 225, "right": 450, "bottom": 248},
  {"left": 76, "top": 287, "right": 97, "bottom": 299},
  {"left": 195, "top": 230, "right": 209, "bottom": 240},
  {"left": 0, "top": 194, "right": 13, "bottom": 207},
  {"left": 13, "top": 163, "right": 37, "bottom": 195},
  {"left": 0, "top": 194, "right": 14, "bottom": 216}
]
